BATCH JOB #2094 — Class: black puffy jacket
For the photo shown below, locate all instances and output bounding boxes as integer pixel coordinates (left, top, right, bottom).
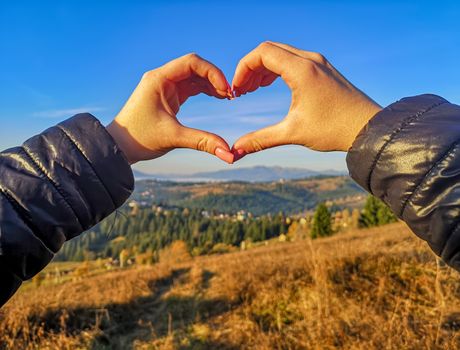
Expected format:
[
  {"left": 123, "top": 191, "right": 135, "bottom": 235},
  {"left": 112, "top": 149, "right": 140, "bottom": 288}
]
[
  {"left": 347, "top": 94, "right": 460, "bottom": 270},
  {"left": 0, "top": 114, "right": 134, "bottom": 306},
  {"left": 0, "top": 94, "right": 459, "bottom": 307}
]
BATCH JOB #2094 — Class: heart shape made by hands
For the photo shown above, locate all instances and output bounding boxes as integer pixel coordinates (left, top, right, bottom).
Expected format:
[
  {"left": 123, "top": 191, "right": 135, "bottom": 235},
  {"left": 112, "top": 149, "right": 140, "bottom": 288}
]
[{"left": 111, "top": 42, "right": 380, "bottom": 166}]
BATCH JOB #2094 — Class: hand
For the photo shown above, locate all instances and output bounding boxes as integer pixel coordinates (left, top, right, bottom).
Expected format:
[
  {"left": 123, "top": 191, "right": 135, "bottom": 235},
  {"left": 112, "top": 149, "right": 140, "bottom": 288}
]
[
  {"left": 231, "top": 41, "right": 382, "bottom": 159},
  {"left": 106, "top": 53, "right": 235, "bottom": 165}
]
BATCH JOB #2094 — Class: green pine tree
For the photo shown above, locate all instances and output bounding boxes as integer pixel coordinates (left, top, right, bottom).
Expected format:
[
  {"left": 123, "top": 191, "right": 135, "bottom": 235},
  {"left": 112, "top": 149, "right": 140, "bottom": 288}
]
[
  {"left": 376, "top": 201, "right": 397, "bottom": 226},
  {"left": 310, "top": 203, "right": 332, "bottom": 239},
  {"left": 359, "top": 196, "right": 397, "bottom": 228}
]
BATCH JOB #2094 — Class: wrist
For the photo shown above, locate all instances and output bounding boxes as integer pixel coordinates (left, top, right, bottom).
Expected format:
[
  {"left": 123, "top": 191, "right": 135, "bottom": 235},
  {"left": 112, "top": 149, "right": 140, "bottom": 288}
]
[
  {"left": 106, "top": 121, "right": 138, "bottom": 165},
  {"left": 343, "top": 101, "right": 382, "bottom": 152}
]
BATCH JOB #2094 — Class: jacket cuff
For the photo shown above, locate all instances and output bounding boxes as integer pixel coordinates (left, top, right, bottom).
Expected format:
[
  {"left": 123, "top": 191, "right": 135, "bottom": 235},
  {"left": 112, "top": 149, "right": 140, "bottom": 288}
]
[
  {"left": 346, "top": 94, "right": 449, "bottom": 214},
  {"left": 17, "top": 113, "right": 135, "bottom": 247},
  {"left": 56, "top": 114, "right": 134, "bottom": 209}
]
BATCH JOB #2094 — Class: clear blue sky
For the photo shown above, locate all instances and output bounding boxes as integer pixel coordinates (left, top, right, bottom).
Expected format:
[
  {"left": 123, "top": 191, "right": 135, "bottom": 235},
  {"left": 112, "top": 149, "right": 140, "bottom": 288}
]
[{"left": 1, "top": 1, "right": 459, "bottom": 174}]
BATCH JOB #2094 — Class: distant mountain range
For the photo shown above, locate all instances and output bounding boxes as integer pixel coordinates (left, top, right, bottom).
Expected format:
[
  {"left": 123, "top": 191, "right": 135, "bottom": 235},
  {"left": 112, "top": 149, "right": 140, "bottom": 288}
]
[
  {"left": 132, "top": 174, "right": 365, "bottom": 216},
  {"left": 132, "top": 166, "right": 346, "bottom": 183}
]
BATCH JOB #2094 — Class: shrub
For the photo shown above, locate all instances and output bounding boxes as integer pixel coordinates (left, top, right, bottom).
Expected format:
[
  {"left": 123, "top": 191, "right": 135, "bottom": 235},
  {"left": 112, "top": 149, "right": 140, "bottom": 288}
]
[
  {"left": 359, "top": 196, "right": 397, "bottom": 228},
  {"left": 310, "top": 203, "right": 332, "bottom": 239},
  {"left": 159, "top": 240, "right": 192, "bottom": 265},
  {"left": 210, "top": 243, "right": 235, "bottom": 255}
]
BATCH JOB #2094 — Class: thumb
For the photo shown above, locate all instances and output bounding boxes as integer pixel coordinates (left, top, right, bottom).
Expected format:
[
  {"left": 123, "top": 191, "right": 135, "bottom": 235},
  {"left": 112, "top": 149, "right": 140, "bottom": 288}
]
[
  {"left": 176, "top": 125, "right": 234, "bottom": 164},
  {"left": 232, "top": 121, "right": 290, "bottom": 161}
]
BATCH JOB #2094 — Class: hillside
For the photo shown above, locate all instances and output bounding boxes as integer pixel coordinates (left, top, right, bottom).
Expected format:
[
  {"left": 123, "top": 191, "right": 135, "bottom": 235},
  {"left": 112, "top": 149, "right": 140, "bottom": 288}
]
[
  {"left": 55, "top": 176, "right": 366, "bottom": 262},
  {"left": 2, "top": 223, "right": 460, "bottom": 349},
  {"left": 132, "top": 175, "right": 365, "bottom": 216}
]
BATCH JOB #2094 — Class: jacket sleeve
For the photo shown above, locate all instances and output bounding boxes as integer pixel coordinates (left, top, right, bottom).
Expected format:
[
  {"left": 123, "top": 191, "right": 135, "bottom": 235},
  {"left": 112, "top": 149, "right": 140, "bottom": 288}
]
[
  {"left": 0, "top": 114, "right": 134, "bottom": 306},
  {"left": 347, "top": 94, "right": 460, "bottom": 271}
]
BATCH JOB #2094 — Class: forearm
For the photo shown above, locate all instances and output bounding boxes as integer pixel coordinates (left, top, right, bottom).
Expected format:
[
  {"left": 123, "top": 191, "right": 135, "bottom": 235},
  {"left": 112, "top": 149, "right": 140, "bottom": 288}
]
[
  {"left": 0, "top": 114, "right": 134, "bottom": 306},
  {"left": 347, "top": 94, "right": 460, "bottom": 271}
]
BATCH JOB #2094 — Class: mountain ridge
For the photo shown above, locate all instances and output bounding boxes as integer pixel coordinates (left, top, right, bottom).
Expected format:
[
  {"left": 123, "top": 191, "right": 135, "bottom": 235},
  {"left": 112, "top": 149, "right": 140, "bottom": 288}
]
[{"left": 132, "top": 166, "right": 346, "bottom": 182}]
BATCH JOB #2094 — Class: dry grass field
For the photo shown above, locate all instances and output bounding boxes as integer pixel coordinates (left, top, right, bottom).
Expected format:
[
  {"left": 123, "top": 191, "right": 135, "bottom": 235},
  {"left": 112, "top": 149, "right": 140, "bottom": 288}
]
[{"left": 1, "top": 222, "right": 460, "bottom": 349}]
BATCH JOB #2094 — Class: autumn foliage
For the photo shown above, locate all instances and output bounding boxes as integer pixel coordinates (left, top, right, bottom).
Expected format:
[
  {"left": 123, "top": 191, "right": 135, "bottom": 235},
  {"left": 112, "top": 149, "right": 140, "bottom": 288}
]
[{"left": 1, "top": 223, "right": 459, "bottom": 349}]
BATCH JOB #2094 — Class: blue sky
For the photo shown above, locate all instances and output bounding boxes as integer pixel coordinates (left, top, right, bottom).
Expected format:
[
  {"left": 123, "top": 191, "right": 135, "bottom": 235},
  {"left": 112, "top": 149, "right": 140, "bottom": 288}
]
[{"left": 1, "top": 1, "right": 459, "bottom": 174}]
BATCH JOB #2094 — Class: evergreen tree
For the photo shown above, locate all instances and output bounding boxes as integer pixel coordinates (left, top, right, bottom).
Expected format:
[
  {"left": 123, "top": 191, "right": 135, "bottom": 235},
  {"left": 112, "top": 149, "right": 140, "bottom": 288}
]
[
  {"left": 359, "top": 195, "right": 397, "bottom": 228},
  {"left": 310, "top": 203, "right": 332, "bottom": 239},
  {"left": 56, "top": 206, "right": 291, "bottom": 261},
  {"left": 377, "top": 202, "right": 397, "bottom": 226}
]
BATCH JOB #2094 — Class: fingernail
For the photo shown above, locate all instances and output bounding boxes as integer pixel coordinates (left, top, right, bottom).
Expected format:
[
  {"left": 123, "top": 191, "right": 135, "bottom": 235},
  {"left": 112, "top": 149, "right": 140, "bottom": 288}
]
[
  {"left": 226, "top": 89, "right": 234, "bottom": 100},
  {"left": 232, "top": 149, "right": 247, "bottom": 162},
  {"left": 215, "top": 147, "right": 235, "bottom": 164},
  {"left": 226, "top": 82, "right": 233, "bottom": 100},
  {"left": 217, "top": 89, "right": 228, "bottom": 97},
  {"left": 232, "top": 85, "right": 239, "bottom": 98}
]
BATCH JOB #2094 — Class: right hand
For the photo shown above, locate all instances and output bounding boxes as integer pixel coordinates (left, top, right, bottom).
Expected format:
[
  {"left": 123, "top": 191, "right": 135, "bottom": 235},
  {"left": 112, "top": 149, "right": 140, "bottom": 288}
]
[
  {"left": 106, "top": 53, "right": 234, "bottom": 165},
  {"left": 231, "top": 41, "right": 382, "bottom": 159}
]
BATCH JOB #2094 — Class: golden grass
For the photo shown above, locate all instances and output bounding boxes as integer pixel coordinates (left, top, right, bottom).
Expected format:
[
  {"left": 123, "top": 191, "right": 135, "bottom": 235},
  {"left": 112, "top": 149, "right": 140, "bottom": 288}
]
[{"left": 1, "top": 222, "right": 460, "bottom": 349}]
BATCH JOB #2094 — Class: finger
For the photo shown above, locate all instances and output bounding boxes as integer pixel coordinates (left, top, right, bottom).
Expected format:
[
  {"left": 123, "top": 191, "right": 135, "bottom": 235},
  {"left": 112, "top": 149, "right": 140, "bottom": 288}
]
[
  {"left": 260, "top": 72, "right": 278, "bottom": 87},
  {"left": 232, "top": 64, "right": 269, "bottom": 92},
  {"left": 234, "top": 75, "right": 256, "bottom": 97},
  {"left": 266, "top": 42, "right": 305, "bottom": 58},
  {"left": 231, "top": 120, "right": 291, "bottom": 159},
  {"left": 232, "top": 42, "right": 302, "bottom": 91},
  {"left": 175, "top": 125, "right": 234, "bottom": 164},
  {"left": 177, "top": 84, "right": 223, "bottom": 105},
  {"left": 268, "top": 41, "right": 329, "bottom": 65},
  {"left": 177, "top": 78, "right": 226, "bottom": 104},
  {"left": 235, "top": 72, "right": 277, "bottom": 97},
  {"left": 161, "top": 53, "right": 230, "bottom": 97},
  {"left": 247, "top": 73, "right": 264, "bottom": 93}
]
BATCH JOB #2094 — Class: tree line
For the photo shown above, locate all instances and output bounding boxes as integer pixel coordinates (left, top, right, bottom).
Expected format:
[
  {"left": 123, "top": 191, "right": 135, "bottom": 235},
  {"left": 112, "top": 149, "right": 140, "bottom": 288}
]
[
  {"left": 57, "top": 207, "right": 289, "bottom": 261},
  {"left": 310, "top": 196, "right": 397, "bottom": 239},
  {"left": 57, "top": 195, "right": 396, "bottom": 262}
]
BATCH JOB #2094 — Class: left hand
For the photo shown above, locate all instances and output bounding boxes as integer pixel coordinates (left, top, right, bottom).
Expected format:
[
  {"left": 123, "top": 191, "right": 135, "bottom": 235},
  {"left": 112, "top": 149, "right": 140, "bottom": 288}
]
[{"left": 106, "top": 53, "right": 234, "bottom": 165}]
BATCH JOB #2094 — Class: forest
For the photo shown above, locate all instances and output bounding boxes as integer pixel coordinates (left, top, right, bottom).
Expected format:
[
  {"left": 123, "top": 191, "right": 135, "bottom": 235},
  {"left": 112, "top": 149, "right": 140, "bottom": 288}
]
[{"left": 57, "top": 195, "right": 396, "bottom": 262}]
